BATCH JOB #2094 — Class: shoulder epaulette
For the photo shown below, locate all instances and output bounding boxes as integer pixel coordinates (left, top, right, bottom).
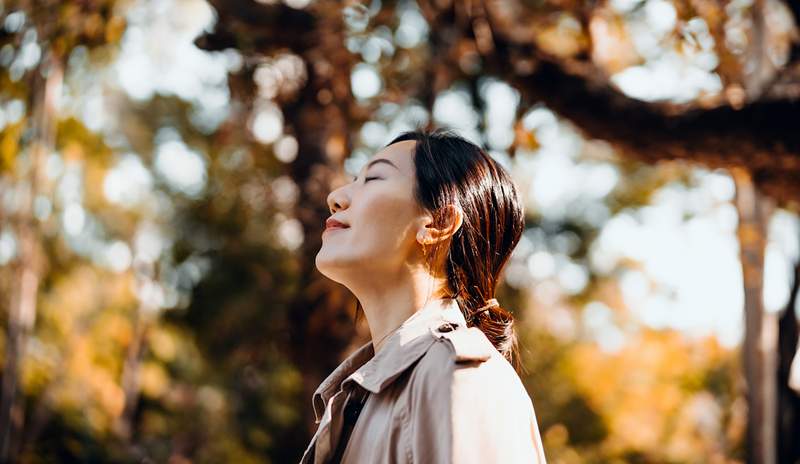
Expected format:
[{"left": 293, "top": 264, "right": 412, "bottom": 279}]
[{"left": 430, "top": 322, "right": 495, "bottom": 363}]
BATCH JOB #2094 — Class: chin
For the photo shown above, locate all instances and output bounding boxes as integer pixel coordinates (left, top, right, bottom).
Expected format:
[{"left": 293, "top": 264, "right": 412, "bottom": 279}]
[
  {"left": 315, "top": 251, "right": 374, "bottom": 286},
  {"left": 315, "top": 251, "right": 346, "bottom": 282},
  {"left": 314, "top": 251, "right": 329, "bottom": 274}
]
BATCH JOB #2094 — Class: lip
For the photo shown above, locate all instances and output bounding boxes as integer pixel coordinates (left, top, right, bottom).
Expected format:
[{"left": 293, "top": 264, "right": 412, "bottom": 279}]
[
  {"left": 325, "top": 218, "right": 350, "bottom": 230},
  {"left": 323, "top": 218, "right": 350, "bottom": 236}
]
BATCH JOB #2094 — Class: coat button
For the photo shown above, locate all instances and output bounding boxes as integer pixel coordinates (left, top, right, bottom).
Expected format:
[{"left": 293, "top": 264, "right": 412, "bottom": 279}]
[{"left": 436, "top": 322, "right": 458, "bottom": 333}]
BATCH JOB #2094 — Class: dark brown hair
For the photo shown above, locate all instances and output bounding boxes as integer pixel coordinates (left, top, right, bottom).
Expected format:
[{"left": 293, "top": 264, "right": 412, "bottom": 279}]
[{"left": 358, "top": 127, "right": 526, "bottom": 372}]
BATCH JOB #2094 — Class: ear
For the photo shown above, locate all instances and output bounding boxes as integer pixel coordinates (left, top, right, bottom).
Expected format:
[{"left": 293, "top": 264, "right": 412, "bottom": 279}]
[{"left": 416, "top": 204, "right": 463, "bottom": 246}]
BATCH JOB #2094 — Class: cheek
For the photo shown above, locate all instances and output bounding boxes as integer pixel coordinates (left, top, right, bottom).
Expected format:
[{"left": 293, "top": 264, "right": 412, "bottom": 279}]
[
  {"left": 359, "top": 191, "right": 418, "bottom": 240},
  {"left": 362, "top": 193, "right": 413, "bottom": 228}
]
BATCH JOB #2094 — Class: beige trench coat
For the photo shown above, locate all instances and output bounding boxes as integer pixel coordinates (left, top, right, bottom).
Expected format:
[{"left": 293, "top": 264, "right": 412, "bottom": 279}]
[{"left": 299, "top": 297, "right": 547, "bottom": 464}]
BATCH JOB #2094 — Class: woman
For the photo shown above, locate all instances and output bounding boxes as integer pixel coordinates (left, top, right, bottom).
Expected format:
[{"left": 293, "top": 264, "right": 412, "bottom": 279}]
[{"left": 300, "top": 128, "right": 547, "bottom": 463}]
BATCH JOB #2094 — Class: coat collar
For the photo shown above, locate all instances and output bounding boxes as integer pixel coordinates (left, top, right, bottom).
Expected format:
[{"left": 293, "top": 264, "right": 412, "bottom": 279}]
[{"left": 311, "top": 297, "right": 466, "bottom": 423}]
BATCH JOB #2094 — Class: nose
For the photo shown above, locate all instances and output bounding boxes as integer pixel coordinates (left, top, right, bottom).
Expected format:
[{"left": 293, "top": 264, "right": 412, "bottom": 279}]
[{"left": 326, "top": 183, "right": 350, "bottom": 214}]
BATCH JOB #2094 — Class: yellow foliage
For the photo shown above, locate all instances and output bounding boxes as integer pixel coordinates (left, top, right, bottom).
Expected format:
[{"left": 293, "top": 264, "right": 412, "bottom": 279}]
[
  {"left": 96, "top": 376, "right": 125, "bottom": 420},
  {"left": 94, "top": 311, "right": 134, "bottom": 352},
  {"left": 44, "top": 335, "right": 125, "bottom": 433},
  {"left": 21, "top": 339, "right": 59, "bottom": 395},
  {"left": 0, "top": 125, "right": 21, "bottom": 171},
  {"left": 62, "top": 141, "right": 84, "bottom": 162},
  {"left": 140, "top": 361, "right": 169, "bottom": 399},
  {"left": 105, "top": 15, "right": 127, "bottom": 44},
  {"left": 40, "top": 265, "right": 137, "bottom": 340},
  {"left": 149, "top": 327, "right": 178, "bottom": 362},
  {"left": 543, "top": 424, "right": 584, "bottom": 464},
  {"left": 57, "top": 117, "right": 113, "bottom": 163},
  {"left": 40, "top": 266, "right": 100, "bottom": 335},
  {"left": 565, "top": 329, "right": 737, "bottom": 460}
]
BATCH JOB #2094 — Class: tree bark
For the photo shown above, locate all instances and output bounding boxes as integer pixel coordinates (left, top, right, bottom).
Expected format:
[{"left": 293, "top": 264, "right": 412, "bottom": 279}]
[{"left": 732, "top": 167, "right": 777, "bottom": 464}]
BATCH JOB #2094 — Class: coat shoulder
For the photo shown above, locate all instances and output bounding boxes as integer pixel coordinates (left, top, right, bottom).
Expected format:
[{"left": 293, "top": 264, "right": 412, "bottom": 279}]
[
  {"left": 406, "top": 324, "right": 547, "bottom": 464},
  {"left": 410, "top": 324, "right": 535, "bottom": 419},
  {"left": 418, "top": 323, "right": 533, "bottom": 410},
  {"left": 428, "top": 322, "right": 496, "bottom": 363}
]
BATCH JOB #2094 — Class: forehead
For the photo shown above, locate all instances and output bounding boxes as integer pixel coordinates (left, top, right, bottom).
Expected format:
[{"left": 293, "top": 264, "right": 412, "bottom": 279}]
[{"left": 367, "top": 139, "right": 416, "bottom": 173}]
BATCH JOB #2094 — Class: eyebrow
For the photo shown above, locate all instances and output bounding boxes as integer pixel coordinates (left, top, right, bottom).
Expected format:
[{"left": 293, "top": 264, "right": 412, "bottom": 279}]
[
  {"left": 366, "top": 158, "right": 399, "bottom": 171},
  {"left": 352, "top": 158, "right": 399, "bottom": 181}
]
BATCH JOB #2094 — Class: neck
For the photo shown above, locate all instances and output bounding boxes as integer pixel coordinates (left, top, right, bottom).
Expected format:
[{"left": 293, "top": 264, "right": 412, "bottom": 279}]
[{"left": 349, "top": 268, "right": 451, "bottom": 355}]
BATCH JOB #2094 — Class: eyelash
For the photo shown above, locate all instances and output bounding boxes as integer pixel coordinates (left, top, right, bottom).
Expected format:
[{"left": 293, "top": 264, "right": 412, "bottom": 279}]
[{"left": 352, "top": 176, "right": 380, "bottom": 183}]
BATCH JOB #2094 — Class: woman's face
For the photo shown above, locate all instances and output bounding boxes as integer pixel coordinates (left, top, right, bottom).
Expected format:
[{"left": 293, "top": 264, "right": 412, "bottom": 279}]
[{"left": 316, "top": 140, "right": 427, "bottom": 285}]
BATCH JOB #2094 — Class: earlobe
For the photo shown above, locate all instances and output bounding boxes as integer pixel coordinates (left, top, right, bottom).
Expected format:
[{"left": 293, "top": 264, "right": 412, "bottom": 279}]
[{"left": 415, "top": 213, "right": 434, "bottom": 246}]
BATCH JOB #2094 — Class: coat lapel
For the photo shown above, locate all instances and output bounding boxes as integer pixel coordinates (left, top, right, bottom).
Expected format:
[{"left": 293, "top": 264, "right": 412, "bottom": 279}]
[
  {"left": 305, "top": 297, "right": 467, "bottom": 463},
  {"left": 311, "top": 297, "right": 466, "bottom": 420}
]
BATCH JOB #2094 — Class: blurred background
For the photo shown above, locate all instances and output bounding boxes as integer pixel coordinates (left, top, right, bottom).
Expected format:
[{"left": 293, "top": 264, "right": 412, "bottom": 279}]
[{"left": 0, "top": 0, "right": 799, "bottom": 462}]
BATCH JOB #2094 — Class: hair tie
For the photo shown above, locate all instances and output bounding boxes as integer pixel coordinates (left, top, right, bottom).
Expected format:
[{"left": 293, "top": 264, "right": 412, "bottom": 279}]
[{"left": 472, "top": 298, "right": 498, "bottom": 318}]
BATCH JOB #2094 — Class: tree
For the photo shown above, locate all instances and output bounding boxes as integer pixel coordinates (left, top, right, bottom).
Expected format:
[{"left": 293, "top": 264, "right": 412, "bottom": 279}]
[
  {"left": 0, "top": 1, "right": 126, "bottom": 460},
  {"left": 198, "top": 1, "right": 800, "bottom": 462},
  {"left": 0, "top": 0, "right": 795, "bottom": 461}
]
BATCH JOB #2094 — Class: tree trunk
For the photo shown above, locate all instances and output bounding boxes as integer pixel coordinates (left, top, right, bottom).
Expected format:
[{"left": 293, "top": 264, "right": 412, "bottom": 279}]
[
  {"left": 196, "top": 2, "right": 369, "bottom": 455},
  {"left": 0, "top": 55, "right": 62, "bottom": 463},
  {"left": 732, "top": 167, "right": 777, "bottom": 464},
  {"left": 115, "top": 297, "right": 151, "bottom": 444},
  {"left": 275, "top": 4, "right": 364, "bottom": 440},
  {"left": 777, "top": 258, "right": 800, "bottom": 464}
]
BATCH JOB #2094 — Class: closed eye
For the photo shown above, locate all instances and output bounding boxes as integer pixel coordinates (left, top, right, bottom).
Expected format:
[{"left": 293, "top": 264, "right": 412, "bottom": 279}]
[{"left": 352, "top": 176, "right": 380, "bottom": 183}]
